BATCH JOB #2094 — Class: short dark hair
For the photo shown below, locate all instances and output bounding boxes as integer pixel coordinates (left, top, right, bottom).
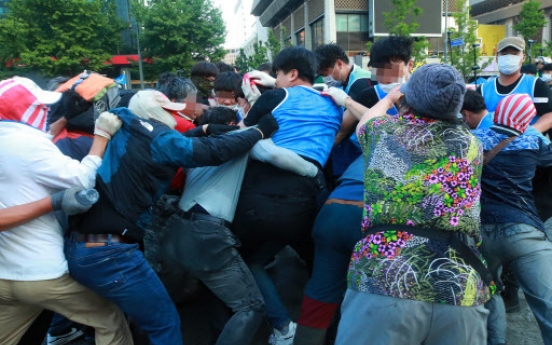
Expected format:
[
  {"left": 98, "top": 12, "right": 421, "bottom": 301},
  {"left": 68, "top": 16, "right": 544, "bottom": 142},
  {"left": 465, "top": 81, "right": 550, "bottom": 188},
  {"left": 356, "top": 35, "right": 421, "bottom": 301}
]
[
  {"left": 461, "top": 90, "right": 487, "bottom": 113},
  {"left": 521, "top": 64, "right": 538, "bottom": 75},
  {"left": 190, "top": 61, "right": 219, "bottom": 78},
  {"left": 257, "top": 63, "right": 276, "bottom": 78},
  {"left": 214, "top": 72, "right": 242, "bottom": 93},
  {"left": 198, "top": 107, "right": 238, "bottom": 126},
  {"left": 216, "top": 62, "right": 235, "bottom": 73},
  {"left": 368, "top": 36, "right": 414, "bottom": 68},
  {"left": 273, "top": 46, "right": 317, "bottom": 84},
  {"left": 315, "top": 44, "right": 349, "bottom": 71},
  {"left": 542, "top": 63, "right": 552, "bottom": 73},
  {"left": 156, "top": 73, "right": 197, "bottom": 102}
]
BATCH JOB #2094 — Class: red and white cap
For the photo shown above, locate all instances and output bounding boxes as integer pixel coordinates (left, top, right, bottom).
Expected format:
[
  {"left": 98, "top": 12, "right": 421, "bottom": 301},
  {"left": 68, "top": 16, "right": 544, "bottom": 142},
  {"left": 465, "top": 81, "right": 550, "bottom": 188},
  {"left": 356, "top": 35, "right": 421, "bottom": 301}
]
[
  {"left": 493, "top": 93, "right": 537, "bottom": 134},
  {"left": 0, "top": 77, "right": 62, "bottom": 131}
]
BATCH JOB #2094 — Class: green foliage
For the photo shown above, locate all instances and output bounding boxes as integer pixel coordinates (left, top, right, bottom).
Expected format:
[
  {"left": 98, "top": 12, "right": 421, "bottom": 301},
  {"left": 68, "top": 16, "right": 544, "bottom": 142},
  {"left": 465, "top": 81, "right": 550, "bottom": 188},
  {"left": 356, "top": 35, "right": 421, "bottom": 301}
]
[
  {"left": 137, "top": 0, "right": 227, "bottom": 78},
  {"left": 267, "top": 26, "right": 293, "bottom": 61},
  {"left": 0, "top": 0, "right": 124, "bottom": 77},
  {"left": 513, "top": 0, "right": 546, "bottom": 45},
  {"left": 267, "top": 29, "right": 281, "bottom": 61},
  {"left": 233, "top": 42, "right": 269, "bottom": 72},
  {"left": 281, "top": 27, "right": 293, "bottom": 48},
  {"left": 382, "top": 0, "right": 429, "bottom": 64},
  {"left": 448, "top": 0, "right": 488, "bottom": 81},
  {"left": 234, "top": 48, "right": 249, "bottom": 73},
  {"left": 383, "top": 0, "right": 423, "bottom": 36},
  {"left": 248, "top": 41, "right": 269, "bottom": 70},
  {"left": 531, "top": 41, "right": 552, "bottom": 60}
]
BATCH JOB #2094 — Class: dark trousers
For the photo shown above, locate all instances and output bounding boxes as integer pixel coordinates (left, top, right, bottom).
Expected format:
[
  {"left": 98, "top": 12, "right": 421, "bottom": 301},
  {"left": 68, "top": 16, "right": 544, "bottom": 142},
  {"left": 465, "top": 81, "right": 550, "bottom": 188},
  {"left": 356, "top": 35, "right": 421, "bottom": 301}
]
[
  {"left": 161, "top": 214, "right": 265, "bottom": 345},
  {"left": 232, "top": 160, "right": 325, "bottom": 329}
]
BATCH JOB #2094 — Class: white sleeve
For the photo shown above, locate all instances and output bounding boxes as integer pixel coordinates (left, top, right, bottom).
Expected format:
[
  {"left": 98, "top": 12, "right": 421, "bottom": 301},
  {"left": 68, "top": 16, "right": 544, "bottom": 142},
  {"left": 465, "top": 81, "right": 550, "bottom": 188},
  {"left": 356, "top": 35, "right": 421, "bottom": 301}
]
[
  {"left": 30, "top": 139, "right": 102, "bottom": 190},
  {"left": 250, "top": 138, "right": 318, "bottom": 177}
]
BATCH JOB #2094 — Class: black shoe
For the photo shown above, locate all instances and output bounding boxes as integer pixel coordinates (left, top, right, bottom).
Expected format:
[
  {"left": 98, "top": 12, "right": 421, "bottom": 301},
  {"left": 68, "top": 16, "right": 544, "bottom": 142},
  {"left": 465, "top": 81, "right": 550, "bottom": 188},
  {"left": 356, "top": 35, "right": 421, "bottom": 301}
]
[{"left": 501, "top": 286, "right": 521, "bottom": 313}]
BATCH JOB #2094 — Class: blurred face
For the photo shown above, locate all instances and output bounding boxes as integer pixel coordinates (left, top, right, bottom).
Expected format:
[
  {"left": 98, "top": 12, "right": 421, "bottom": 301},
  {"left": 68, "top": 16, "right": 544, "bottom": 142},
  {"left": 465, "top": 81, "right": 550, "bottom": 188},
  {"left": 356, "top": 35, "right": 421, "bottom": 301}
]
[
  {"left": 537, "top": 61, "right": 544, "bottom": 69},
  {"left": 372, "top": 59, "right": 412, "bottom": 84},
  {"left": 215, "top": 90, "right": 237, "bottom": 107},
  {"left": 178, "top": 93, "right": 207, "bottom": 121}
]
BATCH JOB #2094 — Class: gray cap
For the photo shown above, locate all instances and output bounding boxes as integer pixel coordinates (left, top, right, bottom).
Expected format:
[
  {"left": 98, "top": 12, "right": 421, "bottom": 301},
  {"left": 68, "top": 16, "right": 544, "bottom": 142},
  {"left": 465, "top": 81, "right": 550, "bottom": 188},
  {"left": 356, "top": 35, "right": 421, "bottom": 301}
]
[
  {"left": 400, "top": 64, "right": 466, "bottom": 120},
  {"left": 497, "top": 37, "right": 525, "bottom": 52}
]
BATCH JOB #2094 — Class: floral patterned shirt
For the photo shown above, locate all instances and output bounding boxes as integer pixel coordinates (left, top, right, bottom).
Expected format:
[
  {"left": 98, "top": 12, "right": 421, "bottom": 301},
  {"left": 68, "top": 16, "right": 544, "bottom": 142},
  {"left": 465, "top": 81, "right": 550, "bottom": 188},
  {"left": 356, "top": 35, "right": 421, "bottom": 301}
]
[{"left": 347, "top": 114, "right": 491, "bottom": 306}]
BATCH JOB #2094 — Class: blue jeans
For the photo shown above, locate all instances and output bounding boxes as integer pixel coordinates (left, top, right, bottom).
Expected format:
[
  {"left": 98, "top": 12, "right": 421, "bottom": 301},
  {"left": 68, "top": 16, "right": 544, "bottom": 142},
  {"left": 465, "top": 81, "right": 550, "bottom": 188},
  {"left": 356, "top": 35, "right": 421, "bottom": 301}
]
[
  {"left": 64, "top": 238, "right": 182, "bottom": 345},
  {"left": 300, "top": 203, "right": 363, "bottom": 326},
  {"left": 248, "top": 242, "right": 290, "bottom": 330},
  {"left": 480, "top": 223, "right": 552, "bottom": 345}
]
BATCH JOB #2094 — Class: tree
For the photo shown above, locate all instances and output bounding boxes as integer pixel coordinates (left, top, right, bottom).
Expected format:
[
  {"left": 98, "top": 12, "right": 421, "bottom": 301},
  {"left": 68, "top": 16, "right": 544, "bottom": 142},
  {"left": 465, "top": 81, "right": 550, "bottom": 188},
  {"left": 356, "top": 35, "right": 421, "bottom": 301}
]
[
  {"left": 137, "top": 0, "right": 226, "bottom": 78},
  {"left": 233, "top": 41, "right": 269, "bottom": 72},
  {"left": 383, "top": 0, "right": 422, "bottom": 36},
  {"left": 381, "top": 0, "right": 430, "bottom": 64},
  {"left": 448, "top": 0, "right": 489, "bottom": 81},
  {"left": 267, "top": 29, "right": 281, "bottom": 62},
  {"left": 514, "top": 0, "right": 546, "bottom": 48},
  {"left": 0, "top": 0, "right": 124, "bottom": 77},
  {"left": 234, "top": 48, "right": 249, "bottom": 72},
  {"left": 248, "top": 41, "right": 269, "bottom": 70}
]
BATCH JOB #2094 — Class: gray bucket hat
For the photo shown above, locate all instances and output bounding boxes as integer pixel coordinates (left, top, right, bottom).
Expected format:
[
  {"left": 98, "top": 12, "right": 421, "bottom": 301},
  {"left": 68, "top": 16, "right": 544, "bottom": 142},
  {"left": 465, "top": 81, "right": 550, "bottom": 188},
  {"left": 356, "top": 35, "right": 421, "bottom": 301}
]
[{"left": 400, "top": 64, "right": 466, "bottom": 120}]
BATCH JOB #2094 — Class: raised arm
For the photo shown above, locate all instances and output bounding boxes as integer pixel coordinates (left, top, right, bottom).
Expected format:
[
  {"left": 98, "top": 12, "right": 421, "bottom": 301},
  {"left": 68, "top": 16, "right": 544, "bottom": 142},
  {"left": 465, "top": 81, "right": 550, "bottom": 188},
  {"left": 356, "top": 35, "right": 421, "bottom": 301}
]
[
  {"left": 356, "top": 86, "right": 403, "bottom": 136},
  {"left": 250, "top": 138, "right": 318, "bottom": 177}
]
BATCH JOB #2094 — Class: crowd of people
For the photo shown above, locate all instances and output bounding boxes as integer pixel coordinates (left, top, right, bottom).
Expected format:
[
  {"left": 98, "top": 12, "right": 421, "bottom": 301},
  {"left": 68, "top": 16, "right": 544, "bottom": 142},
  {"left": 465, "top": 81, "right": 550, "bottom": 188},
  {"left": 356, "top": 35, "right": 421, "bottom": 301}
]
[{"left": 1, "top": 35, "right": 552, "bottom": 345}]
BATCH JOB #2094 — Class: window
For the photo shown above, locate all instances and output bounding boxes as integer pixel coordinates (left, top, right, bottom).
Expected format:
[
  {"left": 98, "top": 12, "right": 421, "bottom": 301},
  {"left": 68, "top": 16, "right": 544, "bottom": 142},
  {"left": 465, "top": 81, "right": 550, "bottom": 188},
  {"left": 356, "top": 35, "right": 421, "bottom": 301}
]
[
  {"left": 311, "top": 18, "right": 324, "bottom": 49},
  {"left": 296, "top": 30, "right": 305, "bottom": 47},
  {"left": 335, "top": 13, "right": 369, "bottom": 52}
]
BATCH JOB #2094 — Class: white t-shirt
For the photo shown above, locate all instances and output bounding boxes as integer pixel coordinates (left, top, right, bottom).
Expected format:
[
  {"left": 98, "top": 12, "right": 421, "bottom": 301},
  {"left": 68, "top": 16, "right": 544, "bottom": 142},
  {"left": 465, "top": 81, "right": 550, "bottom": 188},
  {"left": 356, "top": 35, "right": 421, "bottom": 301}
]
[{"left": 0, "top": 122, "right": 101, "bottom": 281}]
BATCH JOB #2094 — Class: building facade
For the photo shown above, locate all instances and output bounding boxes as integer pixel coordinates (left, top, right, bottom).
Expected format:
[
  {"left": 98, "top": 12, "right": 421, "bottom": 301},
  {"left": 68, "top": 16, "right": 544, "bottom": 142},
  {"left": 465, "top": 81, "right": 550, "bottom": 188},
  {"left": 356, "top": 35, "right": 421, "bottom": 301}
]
[
  {"left": 250, "top": 0, "right": 468, "bottom": 56},
  {"left": 251, "top": 0, "right": 371, "bottom": 55},
  {"left": 250, "top": 0, "right": 552, "bottom": 58},
  {"left": 471, "top": 0, "right": 552, "bottom": 44}
]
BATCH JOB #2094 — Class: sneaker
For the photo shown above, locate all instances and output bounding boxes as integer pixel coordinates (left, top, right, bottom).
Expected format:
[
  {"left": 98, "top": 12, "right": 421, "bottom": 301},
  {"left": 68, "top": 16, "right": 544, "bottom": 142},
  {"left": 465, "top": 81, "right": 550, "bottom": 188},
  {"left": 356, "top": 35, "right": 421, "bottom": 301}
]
[
  {"left": 47, "top": 328, "right": 84, "bottom": 345},
  {"left": 268, "top": 321, "right": 297, "bottom": 345}
]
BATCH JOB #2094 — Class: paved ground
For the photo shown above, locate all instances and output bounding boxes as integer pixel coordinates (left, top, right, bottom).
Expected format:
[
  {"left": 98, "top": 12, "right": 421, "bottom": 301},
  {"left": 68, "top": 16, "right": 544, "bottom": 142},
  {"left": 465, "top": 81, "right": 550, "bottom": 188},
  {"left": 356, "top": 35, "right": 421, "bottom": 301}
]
[{"left": 42, "top": 251, "right": 543, "bottom": 345}]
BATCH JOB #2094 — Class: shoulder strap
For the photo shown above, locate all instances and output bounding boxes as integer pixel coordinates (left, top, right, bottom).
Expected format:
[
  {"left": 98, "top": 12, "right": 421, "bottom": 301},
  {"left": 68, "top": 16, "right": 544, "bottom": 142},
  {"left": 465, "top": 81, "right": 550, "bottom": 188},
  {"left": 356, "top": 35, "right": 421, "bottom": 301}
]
[
  {"left": 483, "top": 136, "right": 516, "bottom": 165},
  {"left": 365, "top": 224, "right": 495, "bottom": 288}
]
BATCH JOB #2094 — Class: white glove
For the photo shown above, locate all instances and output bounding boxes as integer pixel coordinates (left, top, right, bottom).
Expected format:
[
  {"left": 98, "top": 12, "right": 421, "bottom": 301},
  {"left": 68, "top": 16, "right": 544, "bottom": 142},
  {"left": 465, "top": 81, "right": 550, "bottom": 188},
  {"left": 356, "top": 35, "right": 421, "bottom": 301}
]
[
  {"left": 247, "top": 70, "right": 276, "bottom": 88},
  {"left": 94, "top": 111, "right": 122, "bottom": 140},
  {"left": 321, "top": 87, "right": 350, "bottom": 107},
  {"left": 242, "top": 75, "right": 262, "bottom": 106}
]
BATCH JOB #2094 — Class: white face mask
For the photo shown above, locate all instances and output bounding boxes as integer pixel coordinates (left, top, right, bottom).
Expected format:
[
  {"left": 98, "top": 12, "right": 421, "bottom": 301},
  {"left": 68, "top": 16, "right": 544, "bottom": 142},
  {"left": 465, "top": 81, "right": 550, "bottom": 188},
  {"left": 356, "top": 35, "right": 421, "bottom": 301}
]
[
  {"left": 322, "top": 64, "right": 343, "bottom": 87},
  {"left": 322, "top": 74, "right": 338, "bottom": 86},
  {"left": 378, "top": 76, "right": 407, "bottom": 93},
  {"left": 541, "top": 74, "right": 552, "bottom": 83},
  {"left": 497, "top": 55, "right": 522, "bottom": 75},
  {"left": 217, "top": 103, "right": 238, "bottom": 111}
]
